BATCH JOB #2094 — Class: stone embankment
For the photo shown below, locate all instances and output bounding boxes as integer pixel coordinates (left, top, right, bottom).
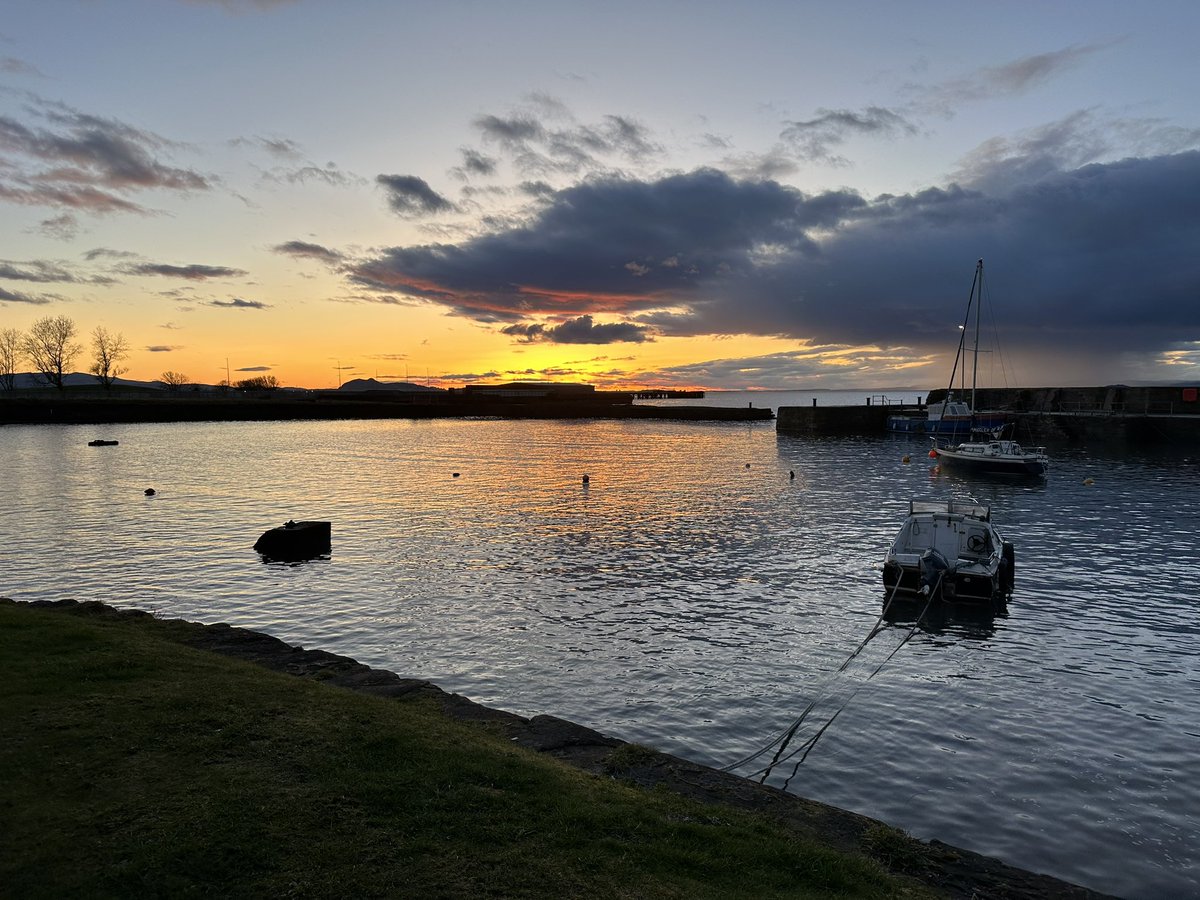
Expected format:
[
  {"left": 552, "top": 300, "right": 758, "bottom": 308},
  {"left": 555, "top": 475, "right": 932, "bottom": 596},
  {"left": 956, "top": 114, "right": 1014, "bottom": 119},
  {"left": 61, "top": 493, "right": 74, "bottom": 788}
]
[
  {"left": 778, "top": 384, "right": 1200, "bottom": 444},
  {"left": 13, "top": 597, "right": 1113, "bottom": 900}
]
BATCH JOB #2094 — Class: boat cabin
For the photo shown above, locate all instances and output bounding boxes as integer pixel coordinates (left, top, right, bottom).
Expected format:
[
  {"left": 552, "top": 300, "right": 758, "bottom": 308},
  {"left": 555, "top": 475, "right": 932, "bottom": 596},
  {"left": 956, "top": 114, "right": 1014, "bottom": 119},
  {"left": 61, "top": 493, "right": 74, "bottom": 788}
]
[{"left": 889, "top": 500, "right": 995, "bottom": 563}]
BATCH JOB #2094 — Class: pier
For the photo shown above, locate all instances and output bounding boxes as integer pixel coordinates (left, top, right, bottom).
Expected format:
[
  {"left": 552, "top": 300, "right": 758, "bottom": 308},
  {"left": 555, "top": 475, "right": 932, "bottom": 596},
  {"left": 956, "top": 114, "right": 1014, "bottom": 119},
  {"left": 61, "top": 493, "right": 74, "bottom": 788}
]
[{"left": 777, "top": 385, "right": 1200, "bottom": 445}]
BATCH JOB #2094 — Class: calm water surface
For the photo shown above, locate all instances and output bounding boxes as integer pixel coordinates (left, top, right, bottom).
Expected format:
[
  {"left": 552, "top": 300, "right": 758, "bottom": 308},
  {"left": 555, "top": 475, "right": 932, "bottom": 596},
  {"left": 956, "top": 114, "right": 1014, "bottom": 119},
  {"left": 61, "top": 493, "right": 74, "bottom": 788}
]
[{"left": 2, "top": 416, "right": 1198, "bottom": 898}]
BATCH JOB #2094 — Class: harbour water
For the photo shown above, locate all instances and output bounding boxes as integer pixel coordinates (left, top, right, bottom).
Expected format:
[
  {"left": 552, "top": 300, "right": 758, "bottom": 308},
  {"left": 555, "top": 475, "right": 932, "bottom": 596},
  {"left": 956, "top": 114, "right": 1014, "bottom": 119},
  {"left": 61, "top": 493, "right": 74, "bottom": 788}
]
[{"left": 3, "top": 413, "right": 1197, "bottom": 897}]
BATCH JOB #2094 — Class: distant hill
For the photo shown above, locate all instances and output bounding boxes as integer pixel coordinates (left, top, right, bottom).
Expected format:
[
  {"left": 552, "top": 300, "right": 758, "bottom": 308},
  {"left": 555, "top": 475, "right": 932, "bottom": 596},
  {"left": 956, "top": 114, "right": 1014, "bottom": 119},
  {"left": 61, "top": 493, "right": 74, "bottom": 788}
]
[
  {"left": 9, "top": 372, "right": 160, "bottom": 390},
  {"left": 338, "top": 378, "right": 443, "bottom": 393}
]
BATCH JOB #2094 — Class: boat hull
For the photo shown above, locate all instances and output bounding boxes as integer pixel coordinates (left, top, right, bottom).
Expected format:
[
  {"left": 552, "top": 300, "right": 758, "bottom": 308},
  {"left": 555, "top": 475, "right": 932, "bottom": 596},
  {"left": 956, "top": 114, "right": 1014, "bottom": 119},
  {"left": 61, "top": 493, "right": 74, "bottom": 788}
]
[
  {"left": 887, "top": 412, "right": 1006, "bottom": 435},
  {"left": 936, "top": 450, "right": 1046, "bottom": 476},
  {"left": 882, "top": 562, "right": 1004, "bottom": 605}
]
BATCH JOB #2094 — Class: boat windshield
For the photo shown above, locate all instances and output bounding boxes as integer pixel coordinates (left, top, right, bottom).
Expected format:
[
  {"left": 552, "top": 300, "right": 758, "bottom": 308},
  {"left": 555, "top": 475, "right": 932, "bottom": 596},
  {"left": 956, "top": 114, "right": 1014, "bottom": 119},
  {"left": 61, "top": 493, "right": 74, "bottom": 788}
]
[{"left": 909, "top": 499, "right": 990, "bottom": 520}]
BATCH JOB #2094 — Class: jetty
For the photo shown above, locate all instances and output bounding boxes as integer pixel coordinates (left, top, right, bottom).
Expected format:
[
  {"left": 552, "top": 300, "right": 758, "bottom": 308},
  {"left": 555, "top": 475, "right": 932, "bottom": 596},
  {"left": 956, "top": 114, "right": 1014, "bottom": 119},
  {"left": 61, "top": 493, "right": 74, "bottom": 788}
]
[{"left": 777, "top": 385, "right": 1200, "bottom": 445}]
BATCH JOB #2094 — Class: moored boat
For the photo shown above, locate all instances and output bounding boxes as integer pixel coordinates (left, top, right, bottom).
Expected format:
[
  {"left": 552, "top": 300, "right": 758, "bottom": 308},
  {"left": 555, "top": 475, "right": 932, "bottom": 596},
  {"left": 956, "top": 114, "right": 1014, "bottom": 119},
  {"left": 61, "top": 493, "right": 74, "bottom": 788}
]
[
  {"left": 934, "top": 432, "right": 1048, "bottom": 476},
  {"left": 882, "top": 500, "right": 1014, "bottom": 608},
  {"left": 887, "top": 397, "right": 1006, "bottom": 436},
  {"left": 924, "top": 259, "right": 1050, "bottom": 476}
]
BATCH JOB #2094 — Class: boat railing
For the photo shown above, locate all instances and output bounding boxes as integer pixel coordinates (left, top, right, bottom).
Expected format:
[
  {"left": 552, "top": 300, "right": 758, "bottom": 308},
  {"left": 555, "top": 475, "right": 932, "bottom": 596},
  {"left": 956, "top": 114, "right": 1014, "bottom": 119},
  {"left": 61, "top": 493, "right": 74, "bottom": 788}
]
[{"left": 870, "top": 394, "right": 916, "bottom": 407}]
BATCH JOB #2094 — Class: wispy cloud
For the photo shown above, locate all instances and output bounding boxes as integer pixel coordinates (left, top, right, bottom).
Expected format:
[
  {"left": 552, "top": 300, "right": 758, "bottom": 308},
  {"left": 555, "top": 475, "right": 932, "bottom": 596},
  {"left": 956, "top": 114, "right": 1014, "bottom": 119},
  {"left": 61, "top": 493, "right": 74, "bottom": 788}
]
[
  {"left": 0, "top": 286, "right": 54, "bottom": 305},
  {"left": 209, "top": 297, "right": 268, "bottom": 309},
  {"left": 376, "top": 174, "right": 456, "bottom": 217},
  {"left": 0, "top": 96, "right": 212, "bottom": 214},
  {"left": 273, "top": 240, "right": 344, "bottom": 264},
  {"left": 780, "top": 106, "right": 918, "bottom": 164},
  {"left": 127, "top": 263, "right": 247, "bottom": 280}
]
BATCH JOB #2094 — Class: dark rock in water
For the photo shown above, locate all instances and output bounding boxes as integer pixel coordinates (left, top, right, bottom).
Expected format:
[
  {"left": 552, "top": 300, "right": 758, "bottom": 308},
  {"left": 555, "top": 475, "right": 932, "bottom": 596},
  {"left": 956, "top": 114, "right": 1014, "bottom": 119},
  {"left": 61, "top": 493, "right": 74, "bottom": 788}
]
[
  {"left": 88, "top": 439, "right": 119, "bottom": 446},
  {"left": 253, "top": 520, "right": 331, "bottom": 560}
]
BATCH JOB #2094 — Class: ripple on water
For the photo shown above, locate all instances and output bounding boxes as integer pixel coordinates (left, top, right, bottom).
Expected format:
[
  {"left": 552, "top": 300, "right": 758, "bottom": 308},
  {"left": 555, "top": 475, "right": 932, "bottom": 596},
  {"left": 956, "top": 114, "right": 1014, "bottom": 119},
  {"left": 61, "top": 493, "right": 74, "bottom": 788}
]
[{"left": 2, "top": 421, "right": 1199, "bottom": 897}]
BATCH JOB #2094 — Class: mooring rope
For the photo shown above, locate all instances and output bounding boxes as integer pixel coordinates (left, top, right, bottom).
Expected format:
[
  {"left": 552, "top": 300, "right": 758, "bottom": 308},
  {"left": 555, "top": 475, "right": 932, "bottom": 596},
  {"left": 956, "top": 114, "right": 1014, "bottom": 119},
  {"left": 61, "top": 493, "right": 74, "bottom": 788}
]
[{"left": 724, "top": 570, "right": 939, "bottom": 784}]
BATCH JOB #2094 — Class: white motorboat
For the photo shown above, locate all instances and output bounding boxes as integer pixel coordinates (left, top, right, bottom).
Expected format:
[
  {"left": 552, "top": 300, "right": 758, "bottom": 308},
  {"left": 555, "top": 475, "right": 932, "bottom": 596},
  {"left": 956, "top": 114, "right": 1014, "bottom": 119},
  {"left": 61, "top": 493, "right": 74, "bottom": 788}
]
[{"left": 882, "top": 500, "right": 1014, "bottom": 607}]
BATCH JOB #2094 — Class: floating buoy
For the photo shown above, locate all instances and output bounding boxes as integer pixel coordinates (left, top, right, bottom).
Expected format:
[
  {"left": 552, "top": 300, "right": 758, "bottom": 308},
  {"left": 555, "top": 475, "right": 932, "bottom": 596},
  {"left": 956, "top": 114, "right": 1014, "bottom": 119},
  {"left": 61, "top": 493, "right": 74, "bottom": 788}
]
[
  {"left": 789, "top": 470, "right": 795, "bottom": 480},
  {"left": 745, "top": 463, "right": 751, "bottom": 469},
  {"left": 452, "top": 472, "right": 460, "bottom": 478},
  {"left": 582, "top": 474, "right": 590, "bottom": 485},
  {"left": 144, "top": 488, "right": 156, "bottom": 496},
  {"left": 902, "top": 455, "right": 911, "bottom": 464},
  {"left": 1083, "top": 477, "right": 1095, "bottom": 486},
  {"left": 928, "top": 449, "right": 938, "bottom": 459}
]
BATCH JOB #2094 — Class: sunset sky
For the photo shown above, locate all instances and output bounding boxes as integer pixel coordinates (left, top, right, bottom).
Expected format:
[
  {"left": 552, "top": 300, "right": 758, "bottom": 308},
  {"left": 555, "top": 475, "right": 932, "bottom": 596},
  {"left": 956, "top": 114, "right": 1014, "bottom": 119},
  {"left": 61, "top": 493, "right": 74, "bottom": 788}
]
[{"left": 2, "top": 1, "right": 1198, "bottom": 390}]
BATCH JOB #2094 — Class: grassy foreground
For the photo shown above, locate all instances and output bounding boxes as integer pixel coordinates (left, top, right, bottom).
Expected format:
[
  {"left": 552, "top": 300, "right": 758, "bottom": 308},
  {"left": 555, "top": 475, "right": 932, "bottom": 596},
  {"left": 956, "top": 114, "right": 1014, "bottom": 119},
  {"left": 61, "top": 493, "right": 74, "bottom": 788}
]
[{"left": 0, "top": 602, "right": 930, "bottom": 899}]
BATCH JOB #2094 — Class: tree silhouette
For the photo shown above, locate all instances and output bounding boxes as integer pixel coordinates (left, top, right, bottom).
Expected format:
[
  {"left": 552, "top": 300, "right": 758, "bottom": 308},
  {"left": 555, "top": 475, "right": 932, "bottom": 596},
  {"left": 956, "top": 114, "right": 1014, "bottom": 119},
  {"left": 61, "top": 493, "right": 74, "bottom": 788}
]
[
  {"left": 235, "top": 375, "right": 280, "bottom": 391},
  {"left": 0, "top": 328, "right": 22, "bottom": 391},
  {"left": 160, "top": 370, "right": 190, "bottom": 391},
  {"left": 90, "top": 326, "right": 130, "bottom": 389},
  {"left": 23, "top": 316, "right": 80, "bottom": 390}
]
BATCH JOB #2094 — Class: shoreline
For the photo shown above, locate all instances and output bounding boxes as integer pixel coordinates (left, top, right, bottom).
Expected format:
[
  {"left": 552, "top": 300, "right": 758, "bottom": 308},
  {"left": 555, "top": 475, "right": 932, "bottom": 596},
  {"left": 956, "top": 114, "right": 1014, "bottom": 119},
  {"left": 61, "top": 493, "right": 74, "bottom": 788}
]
[
  {"left": 9, "top": 597, "right": 1111, "bottom": 899},
  {"left": 0, "top": 394, "right": 773, "bottom": 426}
]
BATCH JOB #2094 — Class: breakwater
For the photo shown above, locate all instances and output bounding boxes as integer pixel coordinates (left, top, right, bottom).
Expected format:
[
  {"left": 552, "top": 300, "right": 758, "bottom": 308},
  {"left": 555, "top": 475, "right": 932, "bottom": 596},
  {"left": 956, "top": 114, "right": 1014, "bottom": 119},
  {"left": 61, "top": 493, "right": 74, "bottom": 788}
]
[
  {"left": 778, "top": 385, "right": 1200, "bottom": 445},
  {"left": 0, "top": 394, "right": 773, "bottom": 425}
]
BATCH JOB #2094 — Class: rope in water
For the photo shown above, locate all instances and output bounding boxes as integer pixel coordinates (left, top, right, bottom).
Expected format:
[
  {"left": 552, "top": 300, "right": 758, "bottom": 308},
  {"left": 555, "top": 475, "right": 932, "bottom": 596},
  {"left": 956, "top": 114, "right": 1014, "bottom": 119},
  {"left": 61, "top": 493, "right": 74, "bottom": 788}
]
[{"left": 721, "top": 570, "right": 939, "bottom": 784}]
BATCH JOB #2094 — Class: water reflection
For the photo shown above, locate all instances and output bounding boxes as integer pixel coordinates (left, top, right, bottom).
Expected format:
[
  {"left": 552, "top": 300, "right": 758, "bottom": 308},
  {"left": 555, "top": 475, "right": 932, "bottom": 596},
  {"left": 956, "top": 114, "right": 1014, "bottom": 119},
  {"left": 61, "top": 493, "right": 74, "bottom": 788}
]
[
  {"left": 2, "top": 419, "right": 1199, "bottom": 897},
  {"left": 883, "top": 594, "right": 1005, "bottom": 638}
]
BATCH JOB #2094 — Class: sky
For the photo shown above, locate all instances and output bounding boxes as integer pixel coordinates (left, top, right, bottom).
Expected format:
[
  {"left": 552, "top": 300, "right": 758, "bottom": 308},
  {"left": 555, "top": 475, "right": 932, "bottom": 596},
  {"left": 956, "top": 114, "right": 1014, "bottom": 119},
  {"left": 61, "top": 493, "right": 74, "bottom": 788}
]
[{"left": 2, "top": 0, "right": 1199, "bottom": 391}]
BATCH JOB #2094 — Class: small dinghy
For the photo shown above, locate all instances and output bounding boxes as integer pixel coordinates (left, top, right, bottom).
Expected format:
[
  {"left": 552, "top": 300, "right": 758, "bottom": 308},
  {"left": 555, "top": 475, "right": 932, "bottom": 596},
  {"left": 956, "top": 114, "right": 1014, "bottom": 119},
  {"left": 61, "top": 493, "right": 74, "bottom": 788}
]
[
  {"left": 882, "top": 500, "right": 1013, "bottom": 609},
  {"left": 253, "top": 520, "right": 331, "bottom": 560}
]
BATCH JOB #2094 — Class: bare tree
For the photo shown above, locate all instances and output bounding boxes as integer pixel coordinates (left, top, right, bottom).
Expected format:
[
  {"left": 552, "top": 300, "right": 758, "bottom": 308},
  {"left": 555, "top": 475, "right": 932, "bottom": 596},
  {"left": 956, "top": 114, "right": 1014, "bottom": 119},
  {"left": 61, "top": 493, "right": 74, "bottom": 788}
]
[
  {"left": 23, "top": 315, "right": 80, "bottom": 391},
  {"left": 0, "top": 327, "right": 23, "bottom": 391},
  {"left": 160, "top": 370, "right": 189, "bottom": 391},
  {"left": 90, "top": 326, "right": 130, "bottom": 389},
  {"left": 235, "top": 375, "right": 280, "bottom": 391}
]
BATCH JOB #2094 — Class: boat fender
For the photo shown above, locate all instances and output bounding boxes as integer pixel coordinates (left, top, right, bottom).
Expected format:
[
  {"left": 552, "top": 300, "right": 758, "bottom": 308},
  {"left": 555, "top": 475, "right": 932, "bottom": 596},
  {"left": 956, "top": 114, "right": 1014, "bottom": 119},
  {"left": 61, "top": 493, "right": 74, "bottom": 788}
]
[{"left": 918, "top": 548, "right": 951, "bottom": 597}]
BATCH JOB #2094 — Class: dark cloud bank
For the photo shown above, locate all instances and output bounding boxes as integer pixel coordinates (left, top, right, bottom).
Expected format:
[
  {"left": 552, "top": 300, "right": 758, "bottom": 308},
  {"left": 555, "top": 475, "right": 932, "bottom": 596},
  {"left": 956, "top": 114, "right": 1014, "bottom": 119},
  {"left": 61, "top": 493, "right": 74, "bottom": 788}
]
[{"left": 347, "top": 151, "right": 1200, "bottom": 370}]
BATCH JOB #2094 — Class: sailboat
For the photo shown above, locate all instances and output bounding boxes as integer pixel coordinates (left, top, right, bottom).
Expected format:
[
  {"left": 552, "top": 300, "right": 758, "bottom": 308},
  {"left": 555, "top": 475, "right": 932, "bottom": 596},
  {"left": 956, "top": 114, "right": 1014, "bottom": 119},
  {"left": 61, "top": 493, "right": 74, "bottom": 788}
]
[{"left": 930, "top": 260, "right": 1049, "bottom": 477}]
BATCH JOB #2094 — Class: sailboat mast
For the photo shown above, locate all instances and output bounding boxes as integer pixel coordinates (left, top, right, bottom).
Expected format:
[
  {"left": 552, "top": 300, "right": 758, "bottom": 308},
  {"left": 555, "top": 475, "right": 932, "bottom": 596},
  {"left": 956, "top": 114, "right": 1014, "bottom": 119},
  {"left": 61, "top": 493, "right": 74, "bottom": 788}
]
[{"left": 971, "top": 259, "right": 983, "bottom": 413}]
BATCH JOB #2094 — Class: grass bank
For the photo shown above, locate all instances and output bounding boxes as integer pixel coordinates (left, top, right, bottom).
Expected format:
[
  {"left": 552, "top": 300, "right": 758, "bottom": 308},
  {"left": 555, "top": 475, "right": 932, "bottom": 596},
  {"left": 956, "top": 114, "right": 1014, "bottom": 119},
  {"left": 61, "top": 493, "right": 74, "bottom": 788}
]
[{"left": 0, "top": 600, "right": 925, "bottom": 899}]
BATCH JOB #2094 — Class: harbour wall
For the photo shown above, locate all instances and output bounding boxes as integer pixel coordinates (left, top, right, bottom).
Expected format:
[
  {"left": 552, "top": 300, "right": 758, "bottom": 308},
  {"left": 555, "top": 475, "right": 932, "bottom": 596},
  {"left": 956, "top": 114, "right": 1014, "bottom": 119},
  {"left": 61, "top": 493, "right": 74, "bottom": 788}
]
[{"left": 777, "top": 385, "right": 1200, "bottom": 445}]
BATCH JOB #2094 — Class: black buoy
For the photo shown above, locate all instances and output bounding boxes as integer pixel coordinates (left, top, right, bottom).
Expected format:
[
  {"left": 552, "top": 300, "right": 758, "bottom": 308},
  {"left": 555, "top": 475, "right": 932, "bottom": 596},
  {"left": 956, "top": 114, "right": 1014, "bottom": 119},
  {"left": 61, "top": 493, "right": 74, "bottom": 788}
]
[
  {"left": 582, "top": 474, "right": 590, "bottom": 485},
  {"left": 452, "top": 472, "right": 461, "bottom": 477},
  {"left": 789, "top": 470, "right": 795, "bottom": 480},
  {"left": 144, "top": 488, "right": 156, "bottom": 496}
]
